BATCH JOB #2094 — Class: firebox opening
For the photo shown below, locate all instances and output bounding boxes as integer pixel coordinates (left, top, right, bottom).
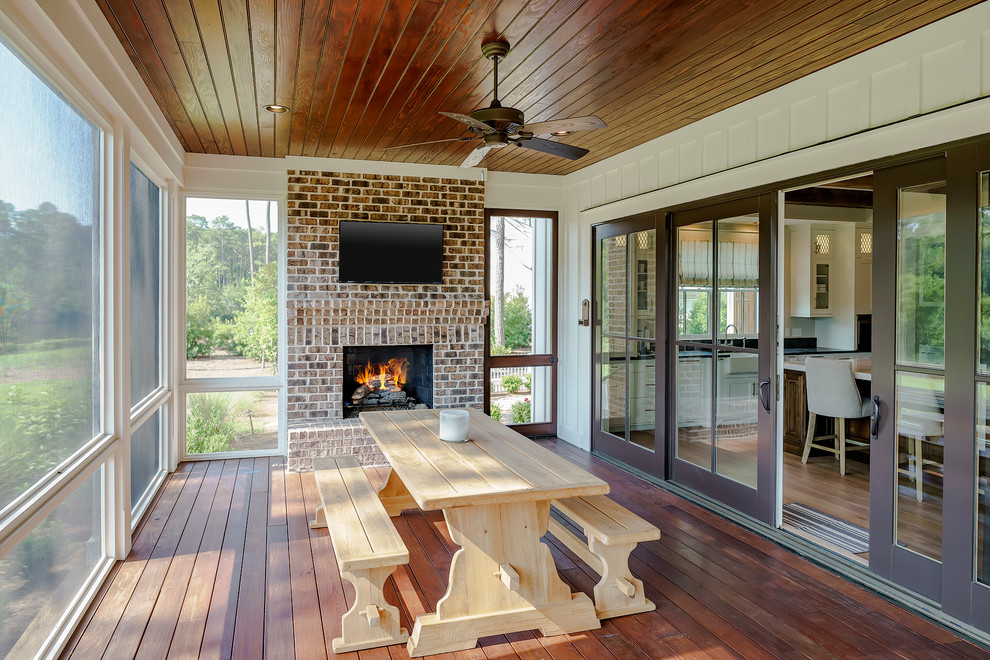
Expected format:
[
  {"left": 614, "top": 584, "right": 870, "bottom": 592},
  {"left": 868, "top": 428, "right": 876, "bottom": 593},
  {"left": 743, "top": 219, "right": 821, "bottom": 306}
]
[{"left": 342, "top": 345, "right": 433, "bottom": 419}]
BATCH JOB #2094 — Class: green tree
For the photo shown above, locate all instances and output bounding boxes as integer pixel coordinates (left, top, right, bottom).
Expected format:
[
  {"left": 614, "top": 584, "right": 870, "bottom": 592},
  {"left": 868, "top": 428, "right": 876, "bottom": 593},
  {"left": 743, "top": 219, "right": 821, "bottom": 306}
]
[
  {"left": 502, "top": 287, "right": 532, "bottom": 350},
  {"left": 232, "top": 263, "right": 278, "bottom": 370}
]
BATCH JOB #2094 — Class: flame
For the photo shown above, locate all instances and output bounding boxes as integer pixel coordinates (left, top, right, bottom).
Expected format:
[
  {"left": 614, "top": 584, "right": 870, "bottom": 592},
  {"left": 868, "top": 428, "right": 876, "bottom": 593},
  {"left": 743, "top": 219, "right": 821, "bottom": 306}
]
[{"left": 355, "top": 357, "right": 409, "bottom": 392}]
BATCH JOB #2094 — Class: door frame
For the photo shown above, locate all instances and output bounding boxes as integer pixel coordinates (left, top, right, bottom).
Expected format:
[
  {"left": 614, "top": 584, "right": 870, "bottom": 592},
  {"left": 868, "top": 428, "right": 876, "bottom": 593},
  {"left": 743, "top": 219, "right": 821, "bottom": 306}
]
[
  {"left": 668, "top": 194, "right": 777, "bottom": 524},
  {"left": 872, "top": 156, "right": 947, "bottom": 602},
  {"left": 590, "top": 212, "right": 664, "bottom": 477},
  {"left": 484, "top": 208, "right": 558, "bottom": 436}
]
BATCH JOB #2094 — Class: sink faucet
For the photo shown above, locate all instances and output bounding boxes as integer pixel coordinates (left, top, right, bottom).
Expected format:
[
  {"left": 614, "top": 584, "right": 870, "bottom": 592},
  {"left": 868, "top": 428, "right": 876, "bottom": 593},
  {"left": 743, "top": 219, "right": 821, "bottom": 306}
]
[{"left": 724, "top": 323, "right": 737, "bottom": 336}]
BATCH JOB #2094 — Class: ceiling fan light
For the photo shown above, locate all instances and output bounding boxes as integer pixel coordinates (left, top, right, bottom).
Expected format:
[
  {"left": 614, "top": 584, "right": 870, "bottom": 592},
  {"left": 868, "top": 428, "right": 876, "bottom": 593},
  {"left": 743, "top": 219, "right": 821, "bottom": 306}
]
[
  {"left": 264, "top": 104, "right": 290, "bottom": 113},
  {"left": 552, "top": 130, "right": 571, "bottom": 136}
]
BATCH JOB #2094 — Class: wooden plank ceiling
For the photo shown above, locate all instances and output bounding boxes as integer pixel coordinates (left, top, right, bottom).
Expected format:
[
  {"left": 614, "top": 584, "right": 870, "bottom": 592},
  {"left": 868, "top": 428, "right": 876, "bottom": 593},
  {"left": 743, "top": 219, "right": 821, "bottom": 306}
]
[{"left": 97, "top": 0, "right": 980, "bottom": 175}]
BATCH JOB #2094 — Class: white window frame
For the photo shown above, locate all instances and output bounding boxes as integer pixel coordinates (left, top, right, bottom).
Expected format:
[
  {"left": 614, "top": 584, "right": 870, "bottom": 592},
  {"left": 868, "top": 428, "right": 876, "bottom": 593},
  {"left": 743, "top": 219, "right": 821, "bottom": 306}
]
[
  {"left": 178, "top": 192, "right": 288, "bottom": 461},
  {"left": 126, "top": 156, "right": 170, "bottom": 527},
  {"left": 0, "top": 19, "right": 119, "bottom": 660}
]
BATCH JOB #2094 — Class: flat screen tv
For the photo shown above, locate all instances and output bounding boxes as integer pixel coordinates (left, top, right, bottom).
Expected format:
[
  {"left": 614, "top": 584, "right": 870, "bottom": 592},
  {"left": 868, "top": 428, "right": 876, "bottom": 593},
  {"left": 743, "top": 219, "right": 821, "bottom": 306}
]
[{"left": 338, "top": 220, "right": 444, "bottom": 284}]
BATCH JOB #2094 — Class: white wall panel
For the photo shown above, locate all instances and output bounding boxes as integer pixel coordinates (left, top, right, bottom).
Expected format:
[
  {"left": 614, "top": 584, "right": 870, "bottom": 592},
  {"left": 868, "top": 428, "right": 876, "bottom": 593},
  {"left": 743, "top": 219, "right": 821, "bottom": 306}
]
[
  {"left": 606, "top": 168, "right": 622, "bottom": 202},
  {"left": 826, "top": 81, "right": 866, "bottom": 139},
  {"left": 921, "top": 42, "right": 969, "bottom": 112},
  {"left": 789, "top": 95, "right": 824, "bottom": 149},
  {"left": 757, "top": 109, "right": 787, "bottom": 159},
  {"left": 982, "top": 30, "right": 990, "bottom": 93},
  {"left": 659, "top": 148, "right": 679, "bottom": 186},
  {"left": 727, "top": 120, "right": 756, "bottom": 167},
  {"left": 622, "top": 162, "right": 639, "bottom": 199},
  {"left": 679, "top": 139, "right": 702, "bottom": 180},
  {"left": 579, "top": 178, "right": 592, "bottom": 210},
  {"left": 639, "top": 155, "right": 658, "bottom": 193},
  {"left": 702, "top": 130, "right": 727, "bottom": 175},
  {"left": 870, "top": 62, "right": 912, "bottom": 126},
  {"left": 592, "top": 173, "right": 606, "bottom": 206}
]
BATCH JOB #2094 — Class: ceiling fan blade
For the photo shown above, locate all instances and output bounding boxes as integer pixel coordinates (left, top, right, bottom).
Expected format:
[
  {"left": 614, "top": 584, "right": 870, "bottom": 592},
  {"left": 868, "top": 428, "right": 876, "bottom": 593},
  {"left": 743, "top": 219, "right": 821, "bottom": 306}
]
[
  {"left": 440, "top": 111, "right": 493, "bottom": 133},
  {"left": 513, "top": 137, "right": 589, "bottom": 160},
  {"left": 460, "top": 145, "right": 492, "bottom": 168},
  {"left": 383, "top": 136, "right": 478, "bottom": 151},
  {"left": 522, "top": 115, "right": 606, "bottom": 135}
]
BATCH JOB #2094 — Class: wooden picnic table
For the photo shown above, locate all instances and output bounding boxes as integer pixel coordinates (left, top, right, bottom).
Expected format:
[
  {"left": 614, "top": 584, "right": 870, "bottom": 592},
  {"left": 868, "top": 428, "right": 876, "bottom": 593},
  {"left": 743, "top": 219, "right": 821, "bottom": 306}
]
[{"left": 360, "top": 408, "right": 608, "bottom": 657}]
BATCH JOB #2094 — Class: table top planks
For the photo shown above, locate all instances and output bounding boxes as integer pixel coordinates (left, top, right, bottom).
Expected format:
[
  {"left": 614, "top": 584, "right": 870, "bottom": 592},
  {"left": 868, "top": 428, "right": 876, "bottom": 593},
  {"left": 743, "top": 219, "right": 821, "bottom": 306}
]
[{"left": 361, "top": 409, "right": 609, "bottom": 510}]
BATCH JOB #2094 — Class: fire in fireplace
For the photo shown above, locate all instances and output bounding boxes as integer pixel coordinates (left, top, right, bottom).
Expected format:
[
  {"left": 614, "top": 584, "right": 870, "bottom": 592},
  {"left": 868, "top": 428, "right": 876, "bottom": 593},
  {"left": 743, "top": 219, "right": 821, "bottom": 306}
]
[{"left": 343, "top": 345, "right": 433, "bottom": 419}]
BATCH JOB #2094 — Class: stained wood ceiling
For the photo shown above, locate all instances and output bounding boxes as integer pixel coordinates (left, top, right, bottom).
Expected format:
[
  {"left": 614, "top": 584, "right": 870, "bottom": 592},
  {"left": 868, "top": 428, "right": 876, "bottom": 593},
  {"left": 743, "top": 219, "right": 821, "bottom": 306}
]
[{"left": 97, "top": 0, "right": 979, "bottom": 175}]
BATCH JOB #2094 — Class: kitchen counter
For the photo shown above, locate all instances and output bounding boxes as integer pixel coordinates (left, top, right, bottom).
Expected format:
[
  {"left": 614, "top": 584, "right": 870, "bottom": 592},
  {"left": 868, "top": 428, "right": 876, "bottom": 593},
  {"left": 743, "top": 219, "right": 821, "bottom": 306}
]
[{"left": 783, "top": 353, "right": 871, "bottom": 381}]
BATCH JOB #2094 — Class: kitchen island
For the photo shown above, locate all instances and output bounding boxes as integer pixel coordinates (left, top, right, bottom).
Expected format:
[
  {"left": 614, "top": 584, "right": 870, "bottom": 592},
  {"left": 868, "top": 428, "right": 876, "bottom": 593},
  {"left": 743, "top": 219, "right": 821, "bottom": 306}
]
[{"left": 782, "top": 353, "right": 871, "bottom": 455}]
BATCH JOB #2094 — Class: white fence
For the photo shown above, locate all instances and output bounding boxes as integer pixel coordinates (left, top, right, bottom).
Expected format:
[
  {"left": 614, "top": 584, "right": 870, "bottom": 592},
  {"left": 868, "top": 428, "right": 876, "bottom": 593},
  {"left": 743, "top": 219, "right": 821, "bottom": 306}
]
[{"left": 490, "top": 366, "right": 531, "bottom": 394}]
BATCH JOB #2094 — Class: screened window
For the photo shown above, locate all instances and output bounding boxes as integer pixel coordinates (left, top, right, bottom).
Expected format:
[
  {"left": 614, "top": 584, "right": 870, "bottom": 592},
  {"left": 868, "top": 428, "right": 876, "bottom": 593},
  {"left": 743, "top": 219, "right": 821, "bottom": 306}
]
[
  {"left": 130, "top": 163, "right": 161, "bottom": 405},
  {"left": 184, "top": 197, "right": 280, "bottom": 456},
  {"left": 0, "top": 39, "right": 102, "bottom": 513}
]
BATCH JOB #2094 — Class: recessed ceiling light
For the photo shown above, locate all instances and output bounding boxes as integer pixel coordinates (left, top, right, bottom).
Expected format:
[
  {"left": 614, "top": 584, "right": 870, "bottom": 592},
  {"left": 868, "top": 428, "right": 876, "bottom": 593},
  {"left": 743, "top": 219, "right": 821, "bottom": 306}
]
[
  {"left": 264, "top": 104, "right": 290, "bottom": 114},
  {"left": 552, "top": 130, "right": 571, "bottom": 136}
]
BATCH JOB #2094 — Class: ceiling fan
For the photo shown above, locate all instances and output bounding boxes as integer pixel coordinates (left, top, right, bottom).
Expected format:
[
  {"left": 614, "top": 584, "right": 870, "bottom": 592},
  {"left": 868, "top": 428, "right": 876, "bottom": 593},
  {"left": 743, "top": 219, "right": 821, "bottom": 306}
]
[{"left": 385, "top": 40, "right": 606, "bottom": 168}]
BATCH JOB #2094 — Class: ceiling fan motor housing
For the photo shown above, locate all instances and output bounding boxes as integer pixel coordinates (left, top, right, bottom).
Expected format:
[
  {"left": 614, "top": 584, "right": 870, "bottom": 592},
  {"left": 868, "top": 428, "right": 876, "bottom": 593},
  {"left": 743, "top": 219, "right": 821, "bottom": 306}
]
[{"left": 469, "top": 105, "right": 524, "bottom": 134}]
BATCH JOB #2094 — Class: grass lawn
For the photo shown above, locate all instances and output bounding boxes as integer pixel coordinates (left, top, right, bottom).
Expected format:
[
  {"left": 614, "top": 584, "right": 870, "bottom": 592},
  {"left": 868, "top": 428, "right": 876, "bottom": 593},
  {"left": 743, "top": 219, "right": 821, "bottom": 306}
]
[{"left": 0, "top": 343, "right": 94, "bottom": 510}]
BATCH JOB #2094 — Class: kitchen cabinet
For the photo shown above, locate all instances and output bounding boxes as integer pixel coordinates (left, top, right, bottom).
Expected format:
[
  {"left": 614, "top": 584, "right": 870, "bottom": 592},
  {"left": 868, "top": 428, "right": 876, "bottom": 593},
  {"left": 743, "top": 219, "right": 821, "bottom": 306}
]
[
  {"left": 630, "top": 358, "right": 656, "bottom": 430},
  {"left": 676, "top": 355, "right": 711, "bottom": 429},
  {"left": 717, "top": 354, "right": 759, "bottom": 425},
  {"left": 789, "top": 225, "right": 834, "bottom": 317},
  {"left": 855, "top": 225, "right": 872, "bottom": 314}
]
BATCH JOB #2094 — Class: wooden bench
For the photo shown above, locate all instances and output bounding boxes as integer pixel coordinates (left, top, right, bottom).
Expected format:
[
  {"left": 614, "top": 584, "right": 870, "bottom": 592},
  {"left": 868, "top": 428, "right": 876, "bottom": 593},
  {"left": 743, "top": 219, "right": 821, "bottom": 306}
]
[
  {"left": 548, "top": 494, "right": 660, "bottom": 619},
  {"left": 309, "top": 456, "right": 409, "bottom": 653}
]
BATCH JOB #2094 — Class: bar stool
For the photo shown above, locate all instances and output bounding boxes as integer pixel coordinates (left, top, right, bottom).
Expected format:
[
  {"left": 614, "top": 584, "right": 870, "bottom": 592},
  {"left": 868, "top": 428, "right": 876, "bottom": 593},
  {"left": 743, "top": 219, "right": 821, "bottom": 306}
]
[{"left": 801, "top": 358, "right": 871, "bottom": 475}]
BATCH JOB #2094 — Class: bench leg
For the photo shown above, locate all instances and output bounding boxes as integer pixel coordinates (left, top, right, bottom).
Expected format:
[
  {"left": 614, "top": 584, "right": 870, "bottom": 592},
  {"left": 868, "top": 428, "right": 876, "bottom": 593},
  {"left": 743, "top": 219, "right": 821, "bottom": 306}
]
[
  {"left": 377, "top": 469, "right": 418, "bottom": 517},
  {"left": 332, "top": 565, "right": 408, "bottom": 653},
  {"left": 588, "top": 537, "right": 655, "bottom": 619},
  {"left": 309, "top": 505, "right": 326, "bottom": 529}
]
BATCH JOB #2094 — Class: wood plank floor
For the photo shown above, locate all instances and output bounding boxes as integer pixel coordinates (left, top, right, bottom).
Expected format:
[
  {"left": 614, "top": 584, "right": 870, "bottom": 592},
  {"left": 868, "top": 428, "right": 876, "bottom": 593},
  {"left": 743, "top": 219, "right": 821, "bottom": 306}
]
[{"left": 62, "top": 440, "right": 989, "bottom": 659}]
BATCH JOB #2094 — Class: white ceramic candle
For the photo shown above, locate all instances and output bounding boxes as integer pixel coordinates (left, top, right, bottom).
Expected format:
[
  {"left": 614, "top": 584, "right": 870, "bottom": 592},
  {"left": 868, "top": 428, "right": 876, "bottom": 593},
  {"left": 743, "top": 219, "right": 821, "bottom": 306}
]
[{"left": 439, "top": 409, "right": 471, "bottom": 442}]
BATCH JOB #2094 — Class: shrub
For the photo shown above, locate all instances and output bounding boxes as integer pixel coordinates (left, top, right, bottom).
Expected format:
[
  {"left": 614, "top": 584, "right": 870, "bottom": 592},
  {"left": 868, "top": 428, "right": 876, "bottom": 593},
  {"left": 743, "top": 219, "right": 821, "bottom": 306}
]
[
  {"left": 18, "top": 520, "right": 59, "bottom": 583},
  {"left": 489, "top": 405, "right": 502, "bottom": 422},
  {"left": 501, "top": 374, "right": 523, "bottom": 393},
  {"left": 524, "top": 373, "right": 532, "bottom": 391},
  {"left": 490, "top": 343, "right": 511, "bottom": 356},
  {"left": 511, "top": 398, "right": 531, "bottom": 424},
  {"left": 186, "top": 295, "right": 216, "bottom": 358},
  {"left": 186, "top": 392, "right": 249, "bottom": 454},
  {"left": 1, "top": 384, "right": 89, "bottom": 502}
]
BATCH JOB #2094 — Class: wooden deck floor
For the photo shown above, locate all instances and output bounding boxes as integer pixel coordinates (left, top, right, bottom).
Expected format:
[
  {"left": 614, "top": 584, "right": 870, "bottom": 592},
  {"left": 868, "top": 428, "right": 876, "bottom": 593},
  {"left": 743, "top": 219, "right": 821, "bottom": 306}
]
[{"left": 62, "top": 439, "right": 989, "bottom": 659}]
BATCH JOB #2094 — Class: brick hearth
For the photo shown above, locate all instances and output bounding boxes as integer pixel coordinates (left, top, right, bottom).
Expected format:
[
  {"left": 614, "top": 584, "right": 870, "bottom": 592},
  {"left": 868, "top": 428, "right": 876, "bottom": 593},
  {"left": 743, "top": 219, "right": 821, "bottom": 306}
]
[{"left": 285, "top": 170, "right": 486, "bottom": 470}]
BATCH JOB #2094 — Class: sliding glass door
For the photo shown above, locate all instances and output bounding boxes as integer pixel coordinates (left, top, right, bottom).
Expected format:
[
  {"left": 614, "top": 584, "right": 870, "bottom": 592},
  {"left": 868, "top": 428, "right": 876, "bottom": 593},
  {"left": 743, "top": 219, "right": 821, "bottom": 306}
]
[
  {"left": 592, "top": 213, "right": 662, "bottom": 474},
  {"left": 670, "top": 196, "right": 776, "bottom": 522},
  {"left": 871, "top": 146, "right": 990, "bottom": 627}
]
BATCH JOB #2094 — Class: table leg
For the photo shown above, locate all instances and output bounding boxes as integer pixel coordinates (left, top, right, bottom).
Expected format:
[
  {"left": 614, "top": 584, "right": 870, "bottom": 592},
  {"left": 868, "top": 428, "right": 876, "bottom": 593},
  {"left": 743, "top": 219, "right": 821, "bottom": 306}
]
[
  {"left": 406, "top": 500, "right": 600, "bottom": 657},
  {"left": 376, "top": 468, "right": 418, "bottom": 516}
]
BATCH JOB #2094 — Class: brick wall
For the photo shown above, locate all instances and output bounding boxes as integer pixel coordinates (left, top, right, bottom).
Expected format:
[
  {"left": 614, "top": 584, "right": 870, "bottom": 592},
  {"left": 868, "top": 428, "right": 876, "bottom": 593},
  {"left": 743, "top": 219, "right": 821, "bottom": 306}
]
[{"left": 284, "top": 170, "right": 486, "bottom": 470}]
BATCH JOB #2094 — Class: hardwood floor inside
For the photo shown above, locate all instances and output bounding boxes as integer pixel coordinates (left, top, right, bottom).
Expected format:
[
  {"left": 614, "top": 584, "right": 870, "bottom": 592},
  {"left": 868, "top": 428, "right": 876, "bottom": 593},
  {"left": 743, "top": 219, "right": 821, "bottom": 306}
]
[
  {"left": 783, "top": 449, "right": 945, "bottom": 562},
  {"left": 62, "top": 441, "right": 986, "bottom": 659}
]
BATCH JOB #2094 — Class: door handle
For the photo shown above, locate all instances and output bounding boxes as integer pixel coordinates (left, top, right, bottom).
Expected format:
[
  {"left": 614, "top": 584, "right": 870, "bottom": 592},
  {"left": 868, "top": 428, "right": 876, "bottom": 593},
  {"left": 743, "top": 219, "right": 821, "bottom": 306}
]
[
  {"left": 759, "top": 377, "right": 771, "bottom": 412},
  {"left": 871, "top": 395, "right": 880, "bottom": 438}
]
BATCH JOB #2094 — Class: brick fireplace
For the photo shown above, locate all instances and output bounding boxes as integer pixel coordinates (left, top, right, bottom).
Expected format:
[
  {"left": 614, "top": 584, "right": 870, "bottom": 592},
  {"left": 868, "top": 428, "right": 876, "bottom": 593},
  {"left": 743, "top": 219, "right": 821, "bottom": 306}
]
[{"left": 285, "top": 170, "right": 486, "bottom": 471}]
